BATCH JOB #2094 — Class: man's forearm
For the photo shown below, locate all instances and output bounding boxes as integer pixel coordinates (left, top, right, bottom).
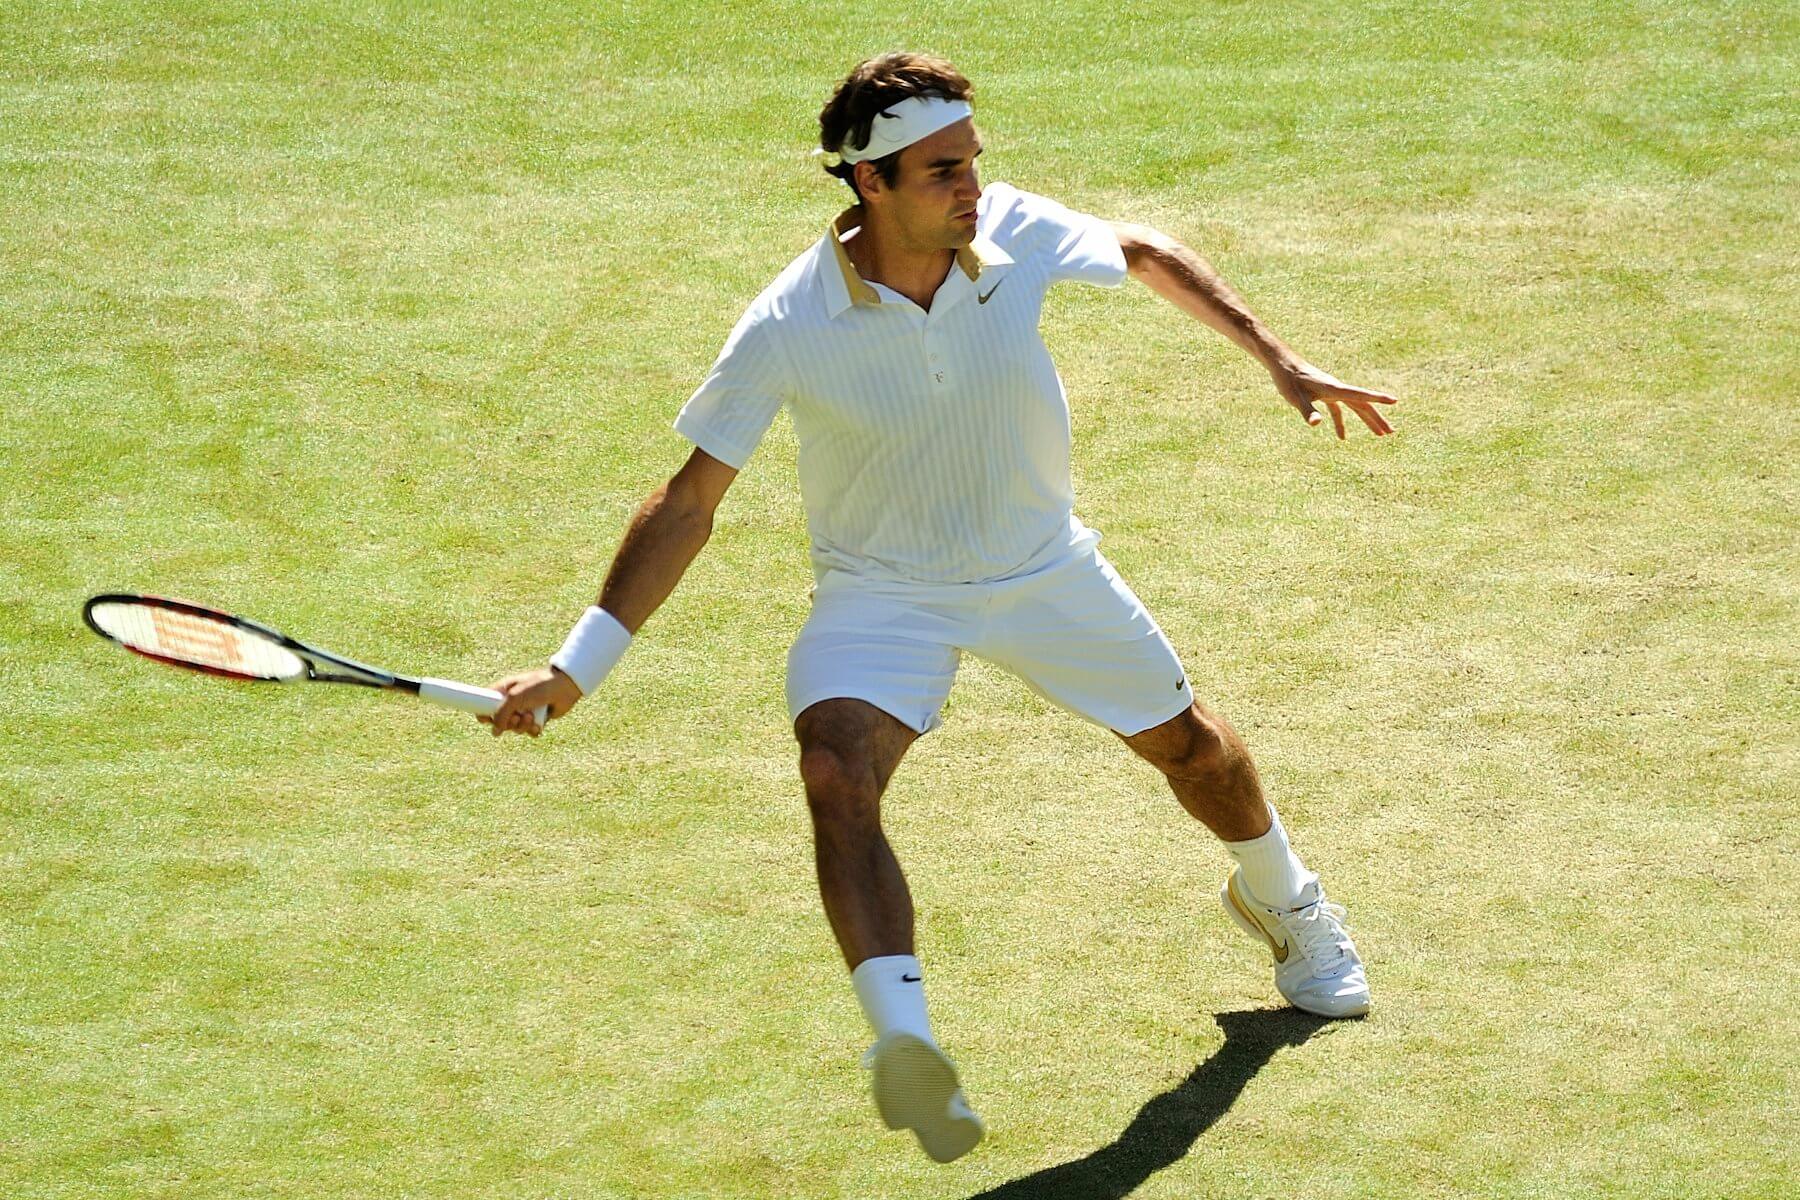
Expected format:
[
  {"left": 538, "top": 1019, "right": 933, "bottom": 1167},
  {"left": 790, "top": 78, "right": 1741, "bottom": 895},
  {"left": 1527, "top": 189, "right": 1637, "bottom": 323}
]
[
  {"left": 1121, "top": 226, "right": 1298, "bottom": 374},
  {"left": 594, "top": 482, "right": 714, "bottom": 634}
]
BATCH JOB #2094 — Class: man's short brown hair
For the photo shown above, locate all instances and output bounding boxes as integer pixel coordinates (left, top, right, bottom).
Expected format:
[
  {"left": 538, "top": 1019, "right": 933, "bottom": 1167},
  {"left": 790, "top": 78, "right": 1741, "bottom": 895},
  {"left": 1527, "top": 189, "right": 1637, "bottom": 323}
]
[{"left": 818, "top": 53, "right": 974, "bottom": 203}]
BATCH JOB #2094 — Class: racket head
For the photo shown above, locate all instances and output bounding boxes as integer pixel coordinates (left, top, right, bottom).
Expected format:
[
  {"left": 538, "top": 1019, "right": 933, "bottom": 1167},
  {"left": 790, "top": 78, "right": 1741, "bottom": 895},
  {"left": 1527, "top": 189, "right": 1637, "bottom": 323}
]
[{"left": 82, "top": 594, "right": 309, "bottom": 683}]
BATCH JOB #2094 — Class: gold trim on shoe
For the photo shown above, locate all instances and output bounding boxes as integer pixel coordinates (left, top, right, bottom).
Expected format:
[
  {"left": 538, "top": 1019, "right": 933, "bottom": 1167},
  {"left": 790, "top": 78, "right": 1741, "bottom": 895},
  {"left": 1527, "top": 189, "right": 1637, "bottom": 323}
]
[{"left": 1227, "top": 873, "right": 1290, "bottom": 963}]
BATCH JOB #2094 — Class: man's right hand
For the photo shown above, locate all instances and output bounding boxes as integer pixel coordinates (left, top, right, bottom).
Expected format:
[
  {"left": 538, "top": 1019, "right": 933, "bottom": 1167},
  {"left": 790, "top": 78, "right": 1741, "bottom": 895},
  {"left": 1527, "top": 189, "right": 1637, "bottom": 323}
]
[{"left": 481, "top": 667, "right": 584, "bottom": 738}]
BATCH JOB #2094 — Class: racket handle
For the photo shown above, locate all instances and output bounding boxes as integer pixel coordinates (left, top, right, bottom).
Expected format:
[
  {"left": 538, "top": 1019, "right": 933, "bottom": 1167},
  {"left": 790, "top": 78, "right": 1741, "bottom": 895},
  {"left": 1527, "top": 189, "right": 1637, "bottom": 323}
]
[{"left": 418, "top": 678, "right": 549, "bottom": 728}]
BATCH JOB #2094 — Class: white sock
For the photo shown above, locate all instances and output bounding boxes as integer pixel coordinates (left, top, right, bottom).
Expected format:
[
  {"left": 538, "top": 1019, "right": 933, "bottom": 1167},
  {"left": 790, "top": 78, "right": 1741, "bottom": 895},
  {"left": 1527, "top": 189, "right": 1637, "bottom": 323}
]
[
  {"left": 1224, "top": 806, "right": 1317, "bottom": 909},
  {"left": 850, "top": 954, "right": 935, "bottom": 1046}
]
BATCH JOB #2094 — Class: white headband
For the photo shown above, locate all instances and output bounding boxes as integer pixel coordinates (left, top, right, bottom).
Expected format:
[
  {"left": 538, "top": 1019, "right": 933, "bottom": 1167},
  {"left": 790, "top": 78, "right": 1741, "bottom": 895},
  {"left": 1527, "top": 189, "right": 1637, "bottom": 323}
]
[{"left": 818, "top": 95, "right": 973, "bottom": 166}]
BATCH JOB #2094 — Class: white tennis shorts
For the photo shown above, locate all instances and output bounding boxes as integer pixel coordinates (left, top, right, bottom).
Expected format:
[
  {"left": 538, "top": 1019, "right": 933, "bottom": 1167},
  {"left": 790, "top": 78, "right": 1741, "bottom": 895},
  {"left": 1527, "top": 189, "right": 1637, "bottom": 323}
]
[{"left": 787, "top": 528, "right": 1194, "bottom": 737}]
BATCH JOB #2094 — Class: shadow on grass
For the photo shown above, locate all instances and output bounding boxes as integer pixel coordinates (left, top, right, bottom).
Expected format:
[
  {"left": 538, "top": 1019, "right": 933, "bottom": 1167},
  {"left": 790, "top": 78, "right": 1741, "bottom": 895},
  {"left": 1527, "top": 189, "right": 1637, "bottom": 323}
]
[{"left": 965, "top": 1008, "right": 1333, "bottom": 1200}]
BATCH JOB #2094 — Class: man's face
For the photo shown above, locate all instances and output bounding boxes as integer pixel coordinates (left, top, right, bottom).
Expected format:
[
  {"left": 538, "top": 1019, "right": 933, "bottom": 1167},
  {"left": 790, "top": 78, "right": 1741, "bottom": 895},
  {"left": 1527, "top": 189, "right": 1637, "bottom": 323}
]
[{"left": 862, "top": 117, "right": 984, "bottom": 250}]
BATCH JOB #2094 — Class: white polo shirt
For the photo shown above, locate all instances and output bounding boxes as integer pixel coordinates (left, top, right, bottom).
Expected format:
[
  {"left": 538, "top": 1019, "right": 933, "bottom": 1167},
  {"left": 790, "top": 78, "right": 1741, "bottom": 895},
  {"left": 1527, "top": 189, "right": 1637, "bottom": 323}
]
[{"left": 673, "top": 181, "right": 1128, "bottom": 585}]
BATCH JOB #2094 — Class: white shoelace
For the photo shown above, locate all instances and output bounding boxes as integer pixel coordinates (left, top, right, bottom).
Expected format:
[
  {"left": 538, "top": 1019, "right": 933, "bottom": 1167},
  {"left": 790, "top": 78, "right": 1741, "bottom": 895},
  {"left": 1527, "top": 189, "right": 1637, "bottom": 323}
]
[{"left": 1276, "top": 898, "right": 1355, "bottom": 971}]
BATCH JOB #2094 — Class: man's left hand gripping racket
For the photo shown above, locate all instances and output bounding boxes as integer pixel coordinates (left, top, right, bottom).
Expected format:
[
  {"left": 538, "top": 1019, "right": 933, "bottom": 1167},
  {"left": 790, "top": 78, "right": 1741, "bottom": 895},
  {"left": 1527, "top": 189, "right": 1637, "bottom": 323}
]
[{"left": 82, "top": 594, "right": 546, "bottom": 728}]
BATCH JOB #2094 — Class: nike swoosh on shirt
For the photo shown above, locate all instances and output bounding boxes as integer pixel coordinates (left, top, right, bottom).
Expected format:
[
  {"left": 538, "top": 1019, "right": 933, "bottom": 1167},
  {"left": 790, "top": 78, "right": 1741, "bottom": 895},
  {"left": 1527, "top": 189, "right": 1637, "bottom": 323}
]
[{"left": 977, "top": 278, "right": 1005, "bottom": 304}]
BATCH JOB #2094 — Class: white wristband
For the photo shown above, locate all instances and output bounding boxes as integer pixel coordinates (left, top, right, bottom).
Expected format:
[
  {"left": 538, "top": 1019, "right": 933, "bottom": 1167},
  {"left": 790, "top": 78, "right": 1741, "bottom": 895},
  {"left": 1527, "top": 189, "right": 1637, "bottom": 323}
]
[{"left": 549, "top": 606, "right": 632, "bottom": 696}]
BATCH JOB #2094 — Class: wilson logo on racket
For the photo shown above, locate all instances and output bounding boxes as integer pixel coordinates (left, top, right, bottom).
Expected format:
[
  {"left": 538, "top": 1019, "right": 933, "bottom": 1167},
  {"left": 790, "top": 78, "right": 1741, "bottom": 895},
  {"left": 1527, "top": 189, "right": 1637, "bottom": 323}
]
[{"left": 149, "top": 606, "right": 250, "bottom": 674}]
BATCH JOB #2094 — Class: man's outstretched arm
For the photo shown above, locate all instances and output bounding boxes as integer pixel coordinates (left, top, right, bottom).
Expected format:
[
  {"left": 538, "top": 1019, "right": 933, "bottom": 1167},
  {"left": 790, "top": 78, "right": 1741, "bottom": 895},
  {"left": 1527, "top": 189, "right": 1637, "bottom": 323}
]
[
  {"left": 484, "top": 446, "right": 738, "bottom": 737},
  {"left": 1111, "top": 222, "right": 1398, "bottom": 439}
]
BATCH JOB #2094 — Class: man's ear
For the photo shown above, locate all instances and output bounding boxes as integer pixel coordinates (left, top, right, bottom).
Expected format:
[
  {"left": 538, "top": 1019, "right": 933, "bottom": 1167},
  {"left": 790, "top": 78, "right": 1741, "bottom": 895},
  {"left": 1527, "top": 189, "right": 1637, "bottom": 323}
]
[{"left": 854, "top": 160, "right": 883, "bottom": 203}]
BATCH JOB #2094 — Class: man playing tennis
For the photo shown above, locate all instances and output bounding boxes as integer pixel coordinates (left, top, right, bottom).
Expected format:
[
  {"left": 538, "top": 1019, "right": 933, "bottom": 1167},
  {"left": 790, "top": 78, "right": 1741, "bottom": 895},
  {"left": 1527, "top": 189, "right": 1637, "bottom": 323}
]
[{"left": 484, "top": 52, "right": 1396, "bottom": 1163}]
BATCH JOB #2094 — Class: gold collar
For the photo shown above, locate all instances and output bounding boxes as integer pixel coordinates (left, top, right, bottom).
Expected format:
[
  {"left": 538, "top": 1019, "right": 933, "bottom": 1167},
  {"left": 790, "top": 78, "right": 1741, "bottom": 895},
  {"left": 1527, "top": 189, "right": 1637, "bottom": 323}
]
[{"left": 825, "top": 206, "right": 1013, "bottom": 315}]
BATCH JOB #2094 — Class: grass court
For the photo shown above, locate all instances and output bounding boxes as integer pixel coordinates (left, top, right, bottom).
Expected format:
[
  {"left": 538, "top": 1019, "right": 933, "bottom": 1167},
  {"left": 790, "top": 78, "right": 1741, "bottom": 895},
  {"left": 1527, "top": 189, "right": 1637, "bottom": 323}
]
[{"left": 2, "top": 2, "right": 1795, "bottom": 1196}]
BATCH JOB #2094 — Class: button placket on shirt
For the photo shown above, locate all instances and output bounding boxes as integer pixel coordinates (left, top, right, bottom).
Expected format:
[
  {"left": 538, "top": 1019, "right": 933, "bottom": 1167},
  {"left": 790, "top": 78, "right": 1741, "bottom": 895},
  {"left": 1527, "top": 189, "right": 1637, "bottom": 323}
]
[
  {"left": 919, "top": 313, "right": 944, "bottom": 387},
  {"left": 924, "top": 281, "right": 963, "bottom": 388}
]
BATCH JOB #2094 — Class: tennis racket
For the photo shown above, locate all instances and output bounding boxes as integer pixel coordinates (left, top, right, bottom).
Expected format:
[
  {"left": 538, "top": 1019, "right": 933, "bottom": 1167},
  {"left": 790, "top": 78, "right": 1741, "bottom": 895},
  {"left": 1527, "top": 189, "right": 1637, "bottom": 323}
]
[{"left": 82, "top": 593, "right": 546, "bottom": 726}]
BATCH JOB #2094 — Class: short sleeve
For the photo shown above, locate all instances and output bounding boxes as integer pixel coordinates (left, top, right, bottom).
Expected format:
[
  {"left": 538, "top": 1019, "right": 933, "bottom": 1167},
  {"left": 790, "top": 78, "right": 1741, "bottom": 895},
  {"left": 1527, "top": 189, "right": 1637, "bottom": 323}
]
[
  {"left": 1027, "top": 190, "right": 1129, "bottom": 288},
  {"left": 672, "top": 306, "right": 789, "bottom": 470}
]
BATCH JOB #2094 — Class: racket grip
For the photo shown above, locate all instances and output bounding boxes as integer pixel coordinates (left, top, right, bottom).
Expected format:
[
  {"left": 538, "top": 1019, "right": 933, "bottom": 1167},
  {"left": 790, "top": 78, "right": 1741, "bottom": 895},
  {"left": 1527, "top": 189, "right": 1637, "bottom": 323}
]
[{"left": 419, "top": 678, "right": 549, "bottom": 727}]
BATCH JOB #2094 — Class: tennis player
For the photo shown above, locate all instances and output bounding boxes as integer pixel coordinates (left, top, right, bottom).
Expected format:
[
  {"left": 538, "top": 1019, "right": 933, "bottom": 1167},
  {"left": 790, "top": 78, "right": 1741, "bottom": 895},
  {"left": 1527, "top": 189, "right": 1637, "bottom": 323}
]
[{"left": 484, "top": 52, "right": 1396, "bottom": 1163}]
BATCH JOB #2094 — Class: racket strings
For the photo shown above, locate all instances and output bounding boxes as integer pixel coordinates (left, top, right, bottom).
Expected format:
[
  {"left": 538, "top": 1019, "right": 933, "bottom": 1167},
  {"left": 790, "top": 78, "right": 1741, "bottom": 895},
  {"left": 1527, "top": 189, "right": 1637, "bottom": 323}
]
[{"left": 88, "top": 602, "right": 305, "bottom": 680}]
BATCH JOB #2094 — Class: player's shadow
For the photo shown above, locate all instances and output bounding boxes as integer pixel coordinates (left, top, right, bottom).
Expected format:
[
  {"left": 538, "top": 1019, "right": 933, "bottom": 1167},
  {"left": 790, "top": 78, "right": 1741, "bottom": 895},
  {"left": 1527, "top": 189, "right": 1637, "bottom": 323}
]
[{"left": 964, "top": 1007, "right": 1333, "bottom": 1200}]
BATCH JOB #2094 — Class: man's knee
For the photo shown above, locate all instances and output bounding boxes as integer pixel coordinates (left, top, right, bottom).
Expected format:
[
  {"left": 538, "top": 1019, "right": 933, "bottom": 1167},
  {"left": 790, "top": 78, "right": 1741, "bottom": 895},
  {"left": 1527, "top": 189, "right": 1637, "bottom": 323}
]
[
  {"left": 1130, "top": 706, "right": 1237, "bottom": 781},
  {"left": 794, "top": 699, "right": 914, "bottom": 824},
  {"left": 798, "top": 743, "right": 877, "bottom": 813}
]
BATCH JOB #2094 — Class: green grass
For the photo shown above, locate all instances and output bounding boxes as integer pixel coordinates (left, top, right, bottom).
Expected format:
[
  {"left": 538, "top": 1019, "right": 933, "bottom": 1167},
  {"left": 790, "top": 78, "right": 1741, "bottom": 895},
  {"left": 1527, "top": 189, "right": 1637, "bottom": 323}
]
[{"left": 3, "top": 1, "right": 1796, "bottom": 1196}]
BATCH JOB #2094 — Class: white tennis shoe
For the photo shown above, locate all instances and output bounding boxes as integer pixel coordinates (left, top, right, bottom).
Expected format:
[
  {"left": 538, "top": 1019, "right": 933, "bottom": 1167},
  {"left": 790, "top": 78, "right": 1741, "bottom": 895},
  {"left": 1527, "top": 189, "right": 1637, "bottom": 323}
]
[
  {"left": 1220, "top": 870, "right": 1370, "bottom": 1018},
  {"left": 863, "top": 1033, "right": 984, "bottom": 1163}
]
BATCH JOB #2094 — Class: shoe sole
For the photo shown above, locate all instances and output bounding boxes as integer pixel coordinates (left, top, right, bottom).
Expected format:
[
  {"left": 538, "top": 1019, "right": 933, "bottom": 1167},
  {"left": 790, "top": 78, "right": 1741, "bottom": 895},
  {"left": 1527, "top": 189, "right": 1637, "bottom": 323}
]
[{"left": 869, "top": 1034, "right": 984, "bottom": 1163}]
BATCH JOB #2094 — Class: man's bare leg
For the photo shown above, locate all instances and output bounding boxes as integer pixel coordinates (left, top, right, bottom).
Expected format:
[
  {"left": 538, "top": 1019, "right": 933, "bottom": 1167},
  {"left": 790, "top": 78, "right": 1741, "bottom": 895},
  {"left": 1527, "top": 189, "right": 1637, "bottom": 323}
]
[
  {"left": 794, "top": 697, "right": 919, "bottom": 967},
  {"left": 795, "top": 697, "right": 984, "bottom": 1160}
]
